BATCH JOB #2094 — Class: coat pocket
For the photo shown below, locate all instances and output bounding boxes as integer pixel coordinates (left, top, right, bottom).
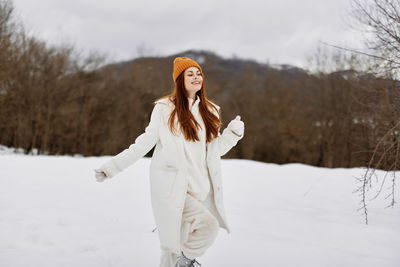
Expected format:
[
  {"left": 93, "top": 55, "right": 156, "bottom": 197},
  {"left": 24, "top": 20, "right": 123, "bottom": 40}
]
[{"left": 150, "top": 165, "right": 178, "bottom": 198}]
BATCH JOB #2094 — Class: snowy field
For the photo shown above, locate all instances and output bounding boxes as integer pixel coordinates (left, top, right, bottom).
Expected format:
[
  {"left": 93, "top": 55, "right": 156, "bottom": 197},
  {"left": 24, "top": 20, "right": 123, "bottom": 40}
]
[{"left": 0, "top": 151, "right": 399, "bottom": 267}]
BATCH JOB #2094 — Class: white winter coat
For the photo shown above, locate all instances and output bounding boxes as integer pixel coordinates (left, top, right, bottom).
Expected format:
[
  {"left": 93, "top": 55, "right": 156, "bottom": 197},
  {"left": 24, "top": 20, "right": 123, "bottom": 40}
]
[{"left": 99, "top": 97, "right": 244, "bottom": 254}]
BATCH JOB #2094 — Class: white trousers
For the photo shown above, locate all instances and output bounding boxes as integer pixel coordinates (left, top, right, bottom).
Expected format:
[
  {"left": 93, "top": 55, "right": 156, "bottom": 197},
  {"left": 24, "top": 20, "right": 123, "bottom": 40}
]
[{"left": 158, "top": 186, "right": 220, "bottom": 267}]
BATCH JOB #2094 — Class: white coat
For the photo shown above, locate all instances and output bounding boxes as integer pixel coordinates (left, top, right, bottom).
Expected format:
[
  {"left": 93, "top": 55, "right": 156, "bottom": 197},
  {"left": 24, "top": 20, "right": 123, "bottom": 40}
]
[{"left": 99, "top": 97, "right": 244, "bottom": 255}]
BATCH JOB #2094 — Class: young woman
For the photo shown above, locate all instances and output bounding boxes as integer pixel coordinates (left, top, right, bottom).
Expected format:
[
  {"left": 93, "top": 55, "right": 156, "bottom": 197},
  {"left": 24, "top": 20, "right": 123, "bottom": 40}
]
[{"left": 94, "top": 56, "right": 245, "bottom": 267}]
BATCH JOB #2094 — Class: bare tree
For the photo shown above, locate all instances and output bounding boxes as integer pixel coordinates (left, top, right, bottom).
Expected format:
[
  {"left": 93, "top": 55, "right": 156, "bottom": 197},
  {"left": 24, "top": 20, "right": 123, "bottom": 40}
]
[{"left": 348, "top": 0, "right": 400, "bottom": 224}]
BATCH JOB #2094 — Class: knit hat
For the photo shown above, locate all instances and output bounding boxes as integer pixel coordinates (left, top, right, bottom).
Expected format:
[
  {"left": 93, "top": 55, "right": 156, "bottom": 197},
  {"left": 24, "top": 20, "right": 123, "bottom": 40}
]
[{"left": 172, "top": 57, "right": 203, "bottom": 82}]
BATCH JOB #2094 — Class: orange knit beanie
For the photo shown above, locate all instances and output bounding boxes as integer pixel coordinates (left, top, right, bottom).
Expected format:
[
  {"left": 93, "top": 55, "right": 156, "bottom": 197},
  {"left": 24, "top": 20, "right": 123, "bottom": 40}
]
[{"left": 172, "top": 57, "right": 203, "bottom": 82}]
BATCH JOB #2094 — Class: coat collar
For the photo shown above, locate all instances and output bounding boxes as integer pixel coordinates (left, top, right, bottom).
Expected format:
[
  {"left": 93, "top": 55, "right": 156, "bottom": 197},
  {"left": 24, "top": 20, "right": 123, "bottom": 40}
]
[{"left": 187, "top": 95, "right": 200, "bottom": 110}]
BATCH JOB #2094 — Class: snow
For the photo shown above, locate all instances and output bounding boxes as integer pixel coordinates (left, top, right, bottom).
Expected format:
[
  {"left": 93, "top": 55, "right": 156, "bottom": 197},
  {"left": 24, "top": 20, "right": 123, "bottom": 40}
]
[{"left": 0, "top": 153, "right": 399, "bottom": 267}]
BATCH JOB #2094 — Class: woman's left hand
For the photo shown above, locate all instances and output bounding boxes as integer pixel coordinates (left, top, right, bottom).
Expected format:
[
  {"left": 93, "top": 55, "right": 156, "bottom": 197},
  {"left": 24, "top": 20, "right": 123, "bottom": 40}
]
[{"left": 227, "top": 115, "right": 244, "bottom": 136}]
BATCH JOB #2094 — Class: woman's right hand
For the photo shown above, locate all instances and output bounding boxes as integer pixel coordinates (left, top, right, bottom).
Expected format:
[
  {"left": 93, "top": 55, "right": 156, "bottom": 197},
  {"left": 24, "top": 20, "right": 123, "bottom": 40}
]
[{"left": 94, "top": 168, "right": 108, "bottom": 182}]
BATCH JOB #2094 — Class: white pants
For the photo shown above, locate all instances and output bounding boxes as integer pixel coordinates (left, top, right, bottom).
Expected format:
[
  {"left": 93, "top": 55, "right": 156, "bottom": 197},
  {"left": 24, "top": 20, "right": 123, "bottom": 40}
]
[{"left": 159, "top": 187, "right": 220, "bottom": 267}]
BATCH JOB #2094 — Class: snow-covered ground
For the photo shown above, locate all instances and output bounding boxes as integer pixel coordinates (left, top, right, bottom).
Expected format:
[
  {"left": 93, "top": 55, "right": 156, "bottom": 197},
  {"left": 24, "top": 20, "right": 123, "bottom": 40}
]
[{"left": 0, "top": 152, "right": 399, "bottom": 267}]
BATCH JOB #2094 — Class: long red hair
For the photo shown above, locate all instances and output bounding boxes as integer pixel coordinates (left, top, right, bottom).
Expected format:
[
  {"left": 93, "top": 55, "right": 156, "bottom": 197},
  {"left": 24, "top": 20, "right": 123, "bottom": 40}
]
[{"left": 154, "top": 70, "right": 222, "bottom": 143}]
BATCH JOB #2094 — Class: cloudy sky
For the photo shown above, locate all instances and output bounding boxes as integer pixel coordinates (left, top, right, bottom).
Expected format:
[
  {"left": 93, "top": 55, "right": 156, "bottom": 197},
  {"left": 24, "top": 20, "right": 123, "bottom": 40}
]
[{"left": 12, "top": 0, "right": 365, "bottom": 68}]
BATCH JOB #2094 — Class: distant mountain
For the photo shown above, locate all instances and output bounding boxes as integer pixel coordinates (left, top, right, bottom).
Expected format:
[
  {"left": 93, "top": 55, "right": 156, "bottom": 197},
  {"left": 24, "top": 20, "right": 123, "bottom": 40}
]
[
  {"left": 99, "top": 49, "right": 310, "bottom": 75},
  {"left": 94, "top": 49, "right": 313, "bottom": 102}
]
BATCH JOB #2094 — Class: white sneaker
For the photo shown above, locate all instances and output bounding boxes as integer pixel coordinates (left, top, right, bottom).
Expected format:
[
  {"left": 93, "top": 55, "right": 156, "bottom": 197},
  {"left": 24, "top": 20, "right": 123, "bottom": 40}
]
[{"left": 175, "top": 251, "right": 201, "bottom": 267}]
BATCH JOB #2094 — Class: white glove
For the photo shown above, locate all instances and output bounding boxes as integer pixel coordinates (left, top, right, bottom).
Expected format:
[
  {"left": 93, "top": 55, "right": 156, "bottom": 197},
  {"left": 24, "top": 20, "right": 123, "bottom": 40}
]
[
  {"left": 227, "top": 115, "right": 244, "bottom": 137},
  {"left": 94, "top": 168, "right": 108, "bottom": 182}
]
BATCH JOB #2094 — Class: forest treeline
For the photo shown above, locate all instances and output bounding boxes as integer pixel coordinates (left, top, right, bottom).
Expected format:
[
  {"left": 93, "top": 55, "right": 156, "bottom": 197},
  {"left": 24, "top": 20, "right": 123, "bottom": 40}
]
[{"left": 0, "top": 0, "right": 399, "bottom": 170}]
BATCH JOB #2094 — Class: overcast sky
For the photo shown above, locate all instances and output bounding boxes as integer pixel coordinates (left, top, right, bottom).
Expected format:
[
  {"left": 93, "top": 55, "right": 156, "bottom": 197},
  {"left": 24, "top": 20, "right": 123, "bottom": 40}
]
[{"left": 12, "top": 0, "right": 365, "bottom": 68}]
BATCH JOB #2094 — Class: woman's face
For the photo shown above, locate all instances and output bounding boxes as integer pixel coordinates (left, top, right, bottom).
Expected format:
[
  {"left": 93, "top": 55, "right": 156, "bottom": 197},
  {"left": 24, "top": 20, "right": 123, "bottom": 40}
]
[{"left": 184, "top": 67, "right": 203, "bottom": 97}]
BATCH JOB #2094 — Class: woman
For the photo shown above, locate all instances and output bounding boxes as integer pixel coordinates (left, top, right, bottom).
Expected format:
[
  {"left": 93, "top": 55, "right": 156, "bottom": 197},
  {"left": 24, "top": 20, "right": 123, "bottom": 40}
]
[{"left": 94, "top": 56, "right": 244, "bottom": 267}]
